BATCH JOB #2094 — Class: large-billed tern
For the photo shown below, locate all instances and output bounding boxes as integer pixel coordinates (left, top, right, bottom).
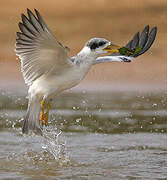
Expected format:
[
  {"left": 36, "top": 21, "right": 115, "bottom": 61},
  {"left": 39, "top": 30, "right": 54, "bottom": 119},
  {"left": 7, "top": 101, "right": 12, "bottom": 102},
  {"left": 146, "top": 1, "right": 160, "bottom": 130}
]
[{"left": 15, "top": 9, "right": 157, "bottom": 134}]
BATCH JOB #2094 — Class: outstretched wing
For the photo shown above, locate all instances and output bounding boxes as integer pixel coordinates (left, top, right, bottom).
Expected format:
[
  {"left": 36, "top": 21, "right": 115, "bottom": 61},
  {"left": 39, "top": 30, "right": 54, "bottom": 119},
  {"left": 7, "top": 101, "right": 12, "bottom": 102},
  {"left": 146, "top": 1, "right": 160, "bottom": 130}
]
[
  {"left": 94, "top": 25, "right": 157, "bottom": 64},
  {"left": 125, "top": 25, "right": 157, "bottom": 58},
  {"left": 15, "top": 9, "right": 72, "bottom": 86}
]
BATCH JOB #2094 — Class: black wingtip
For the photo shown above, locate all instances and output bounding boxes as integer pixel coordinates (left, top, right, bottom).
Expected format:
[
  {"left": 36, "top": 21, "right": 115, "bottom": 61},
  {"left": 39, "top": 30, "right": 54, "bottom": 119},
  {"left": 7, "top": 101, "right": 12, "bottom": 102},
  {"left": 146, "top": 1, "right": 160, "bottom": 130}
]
[
  {"left": 121, "top": 57, "right": 131, "bottom": 63},
  {"left": 16, "top": 32, "right": 22, "bottom": 39},
  {"left": 27, "top": 8, "right": 32, "bottom": 16},
  {"left": 26, "top": 8, "right": 39, "bottom": 19},
  {"left": 145, "top": 24, "right": 150, "bottom": 30},
  {"left": 27, "top": 8, "right": 31, "bottom": 13},
  {"left": 34, "top": 8, "right": 40, "bottom": 17},
  {"left": 21, "top": 13, "right": 27, "bottom": 22},
  {"left": 16, "top": 32, "right": 20, "bottom": 37},
  {"left": 143, "top": 25, "right": 150, "bottom": 34},
  {"left": 143, "top": 25, "right": 150, "bottom": 35},
  {"left": 18, "top": 22, "right": 23, "bottom": 29},
  {"left": 152, "top": 26, "right": 158, "bottom": 34}
]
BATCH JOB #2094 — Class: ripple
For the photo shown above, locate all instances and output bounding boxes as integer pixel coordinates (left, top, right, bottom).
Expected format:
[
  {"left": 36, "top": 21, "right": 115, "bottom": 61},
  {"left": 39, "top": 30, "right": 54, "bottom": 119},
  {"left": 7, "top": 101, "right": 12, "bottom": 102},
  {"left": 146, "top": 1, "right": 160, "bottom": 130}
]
[{"left": 96, "top": 145, "right": 167, "bottom": 152}]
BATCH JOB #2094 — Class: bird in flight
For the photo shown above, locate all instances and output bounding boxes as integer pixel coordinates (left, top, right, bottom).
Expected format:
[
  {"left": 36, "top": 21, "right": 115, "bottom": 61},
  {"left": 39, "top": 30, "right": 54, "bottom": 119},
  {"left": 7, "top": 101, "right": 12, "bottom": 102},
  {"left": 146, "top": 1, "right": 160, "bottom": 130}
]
[{"left": 15, "top": 9, "right": 157, "bottom": 135}]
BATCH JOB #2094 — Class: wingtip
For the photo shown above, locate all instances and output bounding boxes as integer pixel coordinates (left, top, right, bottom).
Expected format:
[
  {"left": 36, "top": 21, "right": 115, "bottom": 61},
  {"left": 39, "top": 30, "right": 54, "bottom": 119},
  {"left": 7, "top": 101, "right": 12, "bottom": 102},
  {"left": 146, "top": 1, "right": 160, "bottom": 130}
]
[
  {"left": 145, "top": 24, "right": 150, "bottom": 29},
  {"left": 16, "top": 32, "right": 20, "bottom": 38},
  {"left": 135, "top": 25, "right": 157, "bottom": 57},
  {"left": 18, "top": 22, "right": 23, "bottom": 28},
  {"left": 152, "top": 26, "right": 158, "bottom": 33},
  {"left": 27, "top": 8, "right": 30, "bottom": 13},
  {"left": 26, "top": 8, "right": 39, "bottom": 18},
  {"left": 150, "top": 26, "right": 158, "bottom": 37},
  {"left": 27, "top": 8, "right": 32, "bottom": 15},
  {"left": 34, "top": 8, "right": 40, "bottom": 16},
  {"left": 21, "top": 13, "right": 24, "bottom": 18},
  {"left": 21, "top": 13, "right": 27, "bottom": 21},
  {"left": 142, "top": 25, "right": 150, "bottom": 35},
  {"left": 134, "top": 31, "right": 140, "bottom": 37}
]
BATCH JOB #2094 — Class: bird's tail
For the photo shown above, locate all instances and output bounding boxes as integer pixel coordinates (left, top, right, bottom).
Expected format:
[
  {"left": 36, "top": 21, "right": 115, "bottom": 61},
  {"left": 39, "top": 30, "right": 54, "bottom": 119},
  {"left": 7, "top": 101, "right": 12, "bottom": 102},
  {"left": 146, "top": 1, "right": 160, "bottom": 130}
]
[{"left": 22, "top": 98, "right": 42, "bottom": 135}]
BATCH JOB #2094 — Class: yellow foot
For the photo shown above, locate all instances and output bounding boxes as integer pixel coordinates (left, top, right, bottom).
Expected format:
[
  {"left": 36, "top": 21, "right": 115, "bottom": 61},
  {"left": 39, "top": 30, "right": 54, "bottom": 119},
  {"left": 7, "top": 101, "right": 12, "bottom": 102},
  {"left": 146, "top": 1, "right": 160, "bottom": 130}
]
[
  {"left": 40, "top": 111, "right": 44, "bottom": 127},
  {"left": 39, "top": 100, "right": 50, "bottom": 127},
  {"left": 45, "top": 102, "right": 50, "bottom": 126},
  {"left": 40, "top": 112, "right": 48, "bottom": 127}
]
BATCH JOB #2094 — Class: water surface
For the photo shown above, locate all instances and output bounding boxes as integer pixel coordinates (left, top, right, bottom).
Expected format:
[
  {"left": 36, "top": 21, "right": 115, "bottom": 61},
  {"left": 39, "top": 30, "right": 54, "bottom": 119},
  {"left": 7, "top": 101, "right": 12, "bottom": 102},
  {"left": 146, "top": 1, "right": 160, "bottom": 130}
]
[{"left": 0, "top": 90, "right": 167, "bottom": 179}]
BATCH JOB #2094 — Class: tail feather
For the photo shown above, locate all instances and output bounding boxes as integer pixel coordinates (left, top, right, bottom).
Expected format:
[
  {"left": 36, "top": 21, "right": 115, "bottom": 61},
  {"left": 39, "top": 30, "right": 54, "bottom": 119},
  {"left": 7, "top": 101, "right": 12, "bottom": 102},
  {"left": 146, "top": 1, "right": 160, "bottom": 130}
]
[{"left": 22, "top": 98, "right": 42, "bottom": 135}]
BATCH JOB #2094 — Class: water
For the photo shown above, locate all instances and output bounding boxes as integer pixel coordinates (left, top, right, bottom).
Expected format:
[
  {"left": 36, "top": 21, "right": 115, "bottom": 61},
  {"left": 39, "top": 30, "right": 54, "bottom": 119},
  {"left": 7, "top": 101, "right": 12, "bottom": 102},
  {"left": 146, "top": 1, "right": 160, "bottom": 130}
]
[{"left": 0, "top": 90, "right": 167, "bottom": 179}]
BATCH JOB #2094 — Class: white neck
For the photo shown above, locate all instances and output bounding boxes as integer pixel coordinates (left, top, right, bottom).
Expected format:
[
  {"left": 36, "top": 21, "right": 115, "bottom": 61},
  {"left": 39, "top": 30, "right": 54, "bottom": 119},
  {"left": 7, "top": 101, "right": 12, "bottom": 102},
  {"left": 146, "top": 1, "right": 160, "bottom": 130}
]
[
  {"left": 75, "top": 46, "right": 97, "bottom": 64},
  {"left": 79, "top": 46, "right": 98, "bottom": 58}
]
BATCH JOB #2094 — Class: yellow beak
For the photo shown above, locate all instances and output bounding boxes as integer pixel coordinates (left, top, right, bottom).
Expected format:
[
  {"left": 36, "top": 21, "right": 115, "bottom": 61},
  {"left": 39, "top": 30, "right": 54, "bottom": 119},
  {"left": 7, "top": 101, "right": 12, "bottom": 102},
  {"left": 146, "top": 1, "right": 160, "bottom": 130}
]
[{"left": 103, "top": 44, "right": 121, "bottom": 54}]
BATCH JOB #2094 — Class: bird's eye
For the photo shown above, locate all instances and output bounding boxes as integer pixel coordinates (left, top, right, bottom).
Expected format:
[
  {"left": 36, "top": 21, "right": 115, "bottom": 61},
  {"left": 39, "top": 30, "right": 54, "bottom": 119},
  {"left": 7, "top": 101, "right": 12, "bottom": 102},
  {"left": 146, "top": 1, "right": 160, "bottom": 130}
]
[
  {"left": 90, "top": 42, "right": 98, "bottom": 50},
  {"left": 99, "top": 41, "right": 105, "bottom": 46}
]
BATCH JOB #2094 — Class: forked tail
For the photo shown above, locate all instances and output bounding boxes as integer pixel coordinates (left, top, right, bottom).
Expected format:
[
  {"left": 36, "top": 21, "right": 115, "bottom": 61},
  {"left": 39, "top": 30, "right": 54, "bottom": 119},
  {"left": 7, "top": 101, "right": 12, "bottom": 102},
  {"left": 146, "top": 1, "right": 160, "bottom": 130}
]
[{"left": 22, "top": 98, "right": 42, "bottom": 135}]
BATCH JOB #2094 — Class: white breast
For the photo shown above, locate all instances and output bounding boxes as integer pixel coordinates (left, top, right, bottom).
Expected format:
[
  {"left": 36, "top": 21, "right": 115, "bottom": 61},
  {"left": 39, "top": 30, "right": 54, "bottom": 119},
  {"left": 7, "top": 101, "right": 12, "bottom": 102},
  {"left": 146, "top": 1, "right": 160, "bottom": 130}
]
[{"left": 28, "top": 60, "right": 92, "bottom": 100}]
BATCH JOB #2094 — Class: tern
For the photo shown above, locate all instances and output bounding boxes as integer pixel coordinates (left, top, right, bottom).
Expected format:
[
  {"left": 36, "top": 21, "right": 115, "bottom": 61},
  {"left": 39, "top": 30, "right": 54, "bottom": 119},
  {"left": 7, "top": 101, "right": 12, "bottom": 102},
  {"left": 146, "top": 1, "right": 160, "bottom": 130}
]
[{"left": 15, "top": 9, "right": 157, "bottom": 134}]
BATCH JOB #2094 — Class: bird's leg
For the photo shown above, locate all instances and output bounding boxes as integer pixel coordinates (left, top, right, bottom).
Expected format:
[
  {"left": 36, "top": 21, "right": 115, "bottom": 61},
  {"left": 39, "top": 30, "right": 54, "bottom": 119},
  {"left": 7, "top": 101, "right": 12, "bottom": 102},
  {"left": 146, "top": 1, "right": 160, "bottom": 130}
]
[
  {"left": 40, "top": 100, "right": 50, "bottom": 127},
  {"left": 40, "top": 99, "right": 45, "bottom": 127},
  {"left": 44, "top": 102, "right": 50, "bottom": 126}
]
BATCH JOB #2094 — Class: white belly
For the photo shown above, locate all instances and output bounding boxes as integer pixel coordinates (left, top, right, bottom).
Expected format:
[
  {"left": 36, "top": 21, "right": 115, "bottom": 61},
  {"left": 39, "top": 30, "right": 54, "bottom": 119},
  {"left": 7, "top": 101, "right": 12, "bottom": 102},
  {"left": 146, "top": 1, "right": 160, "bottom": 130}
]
[{"left": 29, "top": 63, "right": 91, "bottom": 100}]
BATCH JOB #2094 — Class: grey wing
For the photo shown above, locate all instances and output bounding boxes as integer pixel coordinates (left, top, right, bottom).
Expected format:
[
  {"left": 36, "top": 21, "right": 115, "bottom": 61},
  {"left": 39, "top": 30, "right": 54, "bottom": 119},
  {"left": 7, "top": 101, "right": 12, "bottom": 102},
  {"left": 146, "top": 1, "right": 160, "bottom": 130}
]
[
  {"left": 94, "top": 25, "right": 157, "bottom": 64},
  {"left": 15, "top": 9, "right": 72, "bottom": 86},
  {"left": 125, "top": 25, "right": 157, "bottom": 58}
]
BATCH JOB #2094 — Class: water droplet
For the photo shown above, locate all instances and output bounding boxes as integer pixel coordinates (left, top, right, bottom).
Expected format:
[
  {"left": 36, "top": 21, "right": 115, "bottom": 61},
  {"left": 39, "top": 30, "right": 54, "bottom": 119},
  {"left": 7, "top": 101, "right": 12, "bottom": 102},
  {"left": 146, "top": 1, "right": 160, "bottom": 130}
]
[
  {"left": 152, "top": 117, "right": 156, "bottom": 121},
  {"left": 76, "top": 118, "right": 81, "bottom": 123},
  {"left": 98, "top": 108, "right": 102, "bottom": 112},
  {"left": 82, "top": 90, "right": 86, "bottom": 94},
  {"left": 152, "top": 103, "right": 157, "bottom": 107},
  {"left": 12, "top": 122, "right": 16, "bottom": 128}
]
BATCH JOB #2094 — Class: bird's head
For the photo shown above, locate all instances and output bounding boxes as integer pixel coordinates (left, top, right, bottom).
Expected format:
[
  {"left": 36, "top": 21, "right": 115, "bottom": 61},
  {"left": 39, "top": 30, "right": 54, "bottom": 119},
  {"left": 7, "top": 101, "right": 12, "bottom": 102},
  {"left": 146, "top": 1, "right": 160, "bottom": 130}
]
[{"left": 81, "top": 38, "right": 121, "bottom": 58}]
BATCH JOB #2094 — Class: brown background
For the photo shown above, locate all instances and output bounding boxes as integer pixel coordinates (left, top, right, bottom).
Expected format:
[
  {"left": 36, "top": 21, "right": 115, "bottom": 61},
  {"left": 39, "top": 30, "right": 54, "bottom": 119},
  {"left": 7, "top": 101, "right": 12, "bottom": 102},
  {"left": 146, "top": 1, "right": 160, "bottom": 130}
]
[{"left": 0, "top": 0, "right": 166, "bottom": 91}]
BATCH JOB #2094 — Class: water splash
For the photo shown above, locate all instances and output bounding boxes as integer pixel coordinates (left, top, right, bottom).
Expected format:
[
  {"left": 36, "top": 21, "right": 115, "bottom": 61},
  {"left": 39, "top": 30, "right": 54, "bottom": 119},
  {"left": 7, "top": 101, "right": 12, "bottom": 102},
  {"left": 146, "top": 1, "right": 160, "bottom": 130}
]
[
  {"left": 41, "top": 126, "right": 70, "bottom": 164},
  {"left": 5, "top": 125, "right": 71, "bottom": 169}
]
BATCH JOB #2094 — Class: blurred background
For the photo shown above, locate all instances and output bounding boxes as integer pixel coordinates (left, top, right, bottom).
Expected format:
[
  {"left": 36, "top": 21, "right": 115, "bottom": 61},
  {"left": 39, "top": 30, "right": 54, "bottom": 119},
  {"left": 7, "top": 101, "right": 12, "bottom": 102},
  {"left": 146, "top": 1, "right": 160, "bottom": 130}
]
[
  {"left": 0, "top": 1, "right": 167, "bottom": 179},
  {"left": 0, "top": 0, "right": 166, "bottom": 91}
]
